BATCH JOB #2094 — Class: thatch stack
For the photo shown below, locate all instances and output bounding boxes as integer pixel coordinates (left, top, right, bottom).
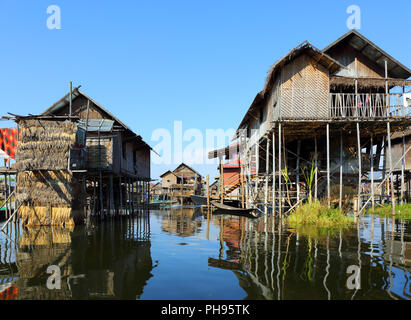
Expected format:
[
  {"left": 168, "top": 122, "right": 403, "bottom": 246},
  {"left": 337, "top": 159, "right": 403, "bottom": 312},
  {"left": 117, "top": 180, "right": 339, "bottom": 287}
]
[
  {"left": 15, "top": 120, "right": 77, "bottom": 170},
  {"left": 15, "top": 119, "right": 85, "bottom": 226}
]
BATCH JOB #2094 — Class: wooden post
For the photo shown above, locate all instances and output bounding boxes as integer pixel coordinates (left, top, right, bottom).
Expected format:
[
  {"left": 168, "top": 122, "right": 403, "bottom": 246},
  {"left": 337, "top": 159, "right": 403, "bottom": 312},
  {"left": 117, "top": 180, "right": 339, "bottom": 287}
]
[
  {"left": 370, "top": 134, "right": 375, "bottom": 211},
  {"left": 265, "top": 137, "right": 270, "bottom": 209},
  {"left": 272, "top": 130, "right": 276, "bottom": 213},
  {"left": 318, "top": 134, "right": 320, "bottom": 200},
  {"left": 69, "top": 81, "right": 72, "bottom": 118},
  {"left": 296, "top": 140, "right": 301, "bottom": 203},
  {"left": 387, "top": 122, "right": 396, "bottom": 215},
  {"left": 401, "top": 133, "right": 405, "bottom": 205},
  {"left": 356, "top": 122, "right": 361, "bottom": 215},
  {"left": 278, "top": 123, "right": 282, "bottom": 216},
  {"left": 119, "top": 177, "right": 123, "bottom": 214},
  {"left": 255, "top": 142, "right": 259, "bottom": 196},
  {"left": 181, "top": 175, "right": 184, "bottom": 205},
  {"left": 382, "top": 138, "right": 386, "bottom": 203},
  {"left": 109, "top": 174, "right": 114, "bottom": 216},
  {"left": 99, "top": 174, "right": 104, "bottom": 219},
  {"left": 206, "top": 175, "right": 210, "bottom": 207},
  {"left": 326, "top": 123, "right": 330, "bottom": 209},
  {"left": 219, "top": 157, "right": 224, "bottom": 204},
  {"left": 339, "top": 130, "right": 343, "bottom": 210}
]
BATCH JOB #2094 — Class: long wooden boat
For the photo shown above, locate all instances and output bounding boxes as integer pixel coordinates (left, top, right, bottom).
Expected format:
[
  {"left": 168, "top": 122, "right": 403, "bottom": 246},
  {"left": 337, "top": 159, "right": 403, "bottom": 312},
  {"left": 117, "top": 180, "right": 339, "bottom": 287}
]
[
  {"left": 211, "top": 201, "right": 258, "bottom": 218},
  {"left": 191, "top": 195, "right": 241, "bottom": 208}
]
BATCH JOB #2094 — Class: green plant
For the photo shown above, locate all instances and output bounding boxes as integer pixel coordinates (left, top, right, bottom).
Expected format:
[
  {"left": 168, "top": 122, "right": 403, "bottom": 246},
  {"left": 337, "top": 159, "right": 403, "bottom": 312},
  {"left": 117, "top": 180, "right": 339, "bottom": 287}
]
[
  {"left": 302, "top": 160, "right": 317, "bottom": 204},
  {"left": 287, "top": 201, "right": 355, "bottom": 227}
]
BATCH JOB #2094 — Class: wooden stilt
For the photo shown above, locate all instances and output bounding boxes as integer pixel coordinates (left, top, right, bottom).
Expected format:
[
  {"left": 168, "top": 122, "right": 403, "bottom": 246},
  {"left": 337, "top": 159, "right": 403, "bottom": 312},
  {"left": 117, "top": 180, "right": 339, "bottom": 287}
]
[
  {"left": 296, "top": 139, "right": 301, "bottom": 203},
  {"left": 387, "top": 122, "right": 396, "bottom": 215},
  {"left": 206, "top": 175, "right": 210, "bottom": 208},
  {"left": 314, "top": 135, "right": 318, "bottom": 200},
  {"left": 109, "top": 174, "right": 114, "bottom": 217},
  {"left": 382, "top": 138, "right": 386, "bottom": 204},
  {"left": 326, "top": 123, "right": 330, "bottom": 209},
  {"left": 272, "top": 130, "right": 276, "bottom": 213},
  {"left": 278, "top": 123, "right": 282, "bottom": 216},
  {"left": 265, "top": 137, "right": 270, "bottom": 209},
  {"left": 219, "top": 157, "right": 224, "bottom": 204},
  {"left": 370, "top": 134, "right": 375, "bottom": 211},
  {"left": 119, "top": 177, "right": 123, "bottom": 214},
  {"left": 356, "top": 122, "right": 361, "bottom": 215},
  {"left": 339, "top": 130, "right": 343, "bottom": 210},
  {"left": 255, "top": 142, "right": 259, "bottom": 197},
  {"left": 401, "top": 133, "right": 405, "bottom": 205}
]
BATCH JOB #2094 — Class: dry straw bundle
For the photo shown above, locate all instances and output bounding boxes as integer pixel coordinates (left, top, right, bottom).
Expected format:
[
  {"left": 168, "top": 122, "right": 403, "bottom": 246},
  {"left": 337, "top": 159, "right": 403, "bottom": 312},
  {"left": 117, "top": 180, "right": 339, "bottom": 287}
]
[{"left": 15, "top": 120, "right": 77, "bottom": 171}]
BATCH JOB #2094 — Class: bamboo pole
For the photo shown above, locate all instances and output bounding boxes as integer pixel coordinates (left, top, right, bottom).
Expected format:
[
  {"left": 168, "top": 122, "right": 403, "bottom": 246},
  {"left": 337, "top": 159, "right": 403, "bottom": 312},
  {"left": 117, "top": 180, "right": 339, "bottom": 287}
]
[
  {"left": 206, "top": 175, "right": 210, "bottom": 207},
  {"left": 109, "top": 174, "right": 114, "bottom": 216},
  {"left": 339, "top": 130, "right": 343, "bottom": 210},
  {"left": 318, "top": 134, "right": 320, "bottom": 200},
  {"left": 387, "top": 122, "right": 395, "bottom": 215},
  {"left": 272, "top": 130, "right": 276, "bottom": 213},
  {"left": 326, "top": 123, "right": 330, "bottom": 209},
  {"left": 255, "top": 142, "right": 259, "bottom": 196},
  {"left": 278, "top": 123, "right": 282, "bottom": 216},
  {"left": 219, "top": 157, "right": 224, "bottom": 204},
  {"left": 265, "top": 137, "right": 270, "bottom": 209},
  {"left": 356, "top": 122, "right": 361, "bottom": 215},
  {"left": 382, "top": 138, "right": 386, "bottom": 203},
  {"left": 119, "top": 176, "right": 123, "bottom": 214},
  {"left": 370, "top": 134, "right": 375, "bottom": 210},
  {"left": 296, "top": 139, "right": 301, "bottom": 203},
  {"left": 401, "top": 133, "right": 405, "bottom": 204}
]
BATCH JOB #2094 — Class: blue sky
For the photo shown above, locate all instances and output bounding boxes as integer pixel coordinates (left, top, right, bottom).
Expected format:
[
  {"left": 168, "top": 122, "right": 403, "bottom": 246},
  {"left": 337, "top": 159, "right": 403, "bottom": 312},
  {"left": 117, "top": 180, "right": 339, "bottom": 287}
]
[{"left": 0, "top": 0, "right": 410, "bottom": 181}]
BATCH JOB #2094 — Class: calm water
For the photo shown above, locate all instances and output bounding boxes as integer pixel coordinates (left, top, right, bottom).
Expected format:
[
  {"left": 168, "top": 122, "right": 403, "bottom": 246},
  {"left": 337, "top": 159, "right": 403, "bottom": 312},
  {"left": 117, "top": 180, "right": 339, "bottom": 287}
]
[{"left": 0, "top": 207, "right": 410, "bottom": 300}]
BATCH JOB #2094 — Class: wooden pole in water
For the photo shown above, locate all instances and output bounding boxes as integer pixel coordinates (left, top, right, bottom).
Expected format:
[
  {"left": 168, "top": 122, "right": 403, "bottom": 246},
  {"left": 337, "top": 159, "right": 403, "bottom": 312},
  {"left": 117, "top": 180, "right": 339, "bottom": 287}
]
[
  {"left": 181, "top": 174, "right": 184, "bottom": 205},
  {"left": 339, "top": 130, "right": 343, "bottom": 210},
  {"left": 265, "top": 137, "right": 270, "bottom": 209},
  {"left": 219, "top": 156, "right": 224, "bottom": 204},
  {"left": 296, "top": 139, "right": 301, "bottom": 203},
  {"left": 278, "top": 123, "right": 282, "bottom": 216},
  {"left": 370, "top": 133, "right": 375, "bottom": 211},
  {"left": 382, "top": 138, "right": 386, "bottom": 203},
  {"left": 314, "top": 134, "right": 318, "bottom": 200},
  {"left": 109, "top": 174, "right": 114, "bottom": 217},
  {"left": 401, "top": 133, "right": 405, "bottom": 205},
  {"left": 255, "top": 141, "right": 259, "bottom": 196},
  {"left": 206, "top": 175, "right": 210, "bottom": 208},
  {"left": 387, "top": 122, "right": 396, "bottom": 215},
  {"left": 119, "top": 176, "right": 123, "bottom": 214},
  {"left": 356, "top": 122, "right": 361, "bottom": 215},
  {"left": 272, "top": 130, "right": 276, "bottom": 213},
  {"left": 326, "top": 123, "right": 330, "bottom": 209}
]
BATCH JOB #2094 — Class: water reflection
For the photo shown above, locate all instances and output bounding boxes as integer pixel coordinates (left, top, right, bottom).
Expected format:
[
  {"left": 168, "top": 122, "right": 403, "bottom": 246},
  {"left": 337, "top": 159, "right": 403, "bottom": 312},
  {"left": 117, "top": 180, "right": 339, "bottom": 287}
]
[{"left": 0, "top": 207, "right": 410, "bottom": 300}]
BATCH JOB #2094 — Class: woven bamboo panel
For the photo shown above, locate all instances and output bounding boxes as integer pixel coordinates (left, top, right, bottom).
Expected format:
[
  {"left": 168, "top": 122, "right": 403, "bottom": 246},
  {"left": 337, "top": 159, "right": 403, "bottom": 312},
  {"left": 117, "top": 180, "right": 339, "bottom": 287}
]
[
  {"left": 86, "top": 137, "right": 113, "bottom": 169},
  {"left": 280, "top": 54, "right": 329, "bottom": 119}
]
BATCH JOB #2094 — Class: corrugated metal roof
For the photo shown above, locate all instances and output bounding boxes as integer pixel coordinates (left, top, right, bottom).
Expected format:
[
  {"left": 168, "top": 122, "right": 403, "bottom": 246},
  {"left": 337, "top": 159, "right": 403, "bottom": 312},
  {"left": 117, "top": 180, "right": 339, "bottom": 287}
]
[
  {"left": 324, "top": 30, "right": 411, "bottom": 79},
  {"left": 78, "top": 119, "right": 114, "bottom": 132}
]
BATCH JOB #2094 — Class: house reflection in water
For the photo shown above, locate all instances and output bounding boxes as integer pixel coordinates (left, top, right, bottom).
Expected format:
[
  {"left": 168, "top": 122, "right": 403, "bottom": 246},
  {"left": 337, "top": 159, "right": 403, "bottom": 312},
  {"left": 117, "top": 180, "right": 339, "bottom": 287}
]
[
  {"left": 5, "top": 211, "right": 154, "bottom": 300},
  {"left": 208, "top": 215, "right": 411, "bottom": 300},
  {"left": 161, "top": 207, "right": 203, "bottom": 237}
]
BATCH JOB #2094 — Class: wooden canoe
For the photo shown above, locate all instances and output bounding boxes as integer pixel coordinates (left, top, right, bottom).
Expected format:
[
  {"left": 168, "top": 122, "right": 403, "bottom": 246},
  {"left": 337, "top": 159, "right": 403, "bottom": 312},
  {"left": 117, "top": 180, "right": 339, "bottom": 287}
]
[{"left": 211, "top": 201, "right": 258, "bottom": 218}]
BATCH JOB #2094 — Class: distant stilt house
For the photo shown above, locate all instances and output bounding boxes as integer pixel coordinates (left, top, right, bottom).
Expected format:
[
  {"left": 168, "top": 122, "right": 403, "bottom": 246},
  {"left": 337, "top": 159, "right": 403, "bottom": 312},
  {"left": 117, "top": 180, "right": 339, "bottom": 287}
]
[
  {"left": 209, "top": 30, "right": 411, "bottom": 214},
  {"left": 5, "top": 86, "right": 153, "bottom": 226},
  {"left": 158, "top": 163, "right": 203, "bottom": 203}
]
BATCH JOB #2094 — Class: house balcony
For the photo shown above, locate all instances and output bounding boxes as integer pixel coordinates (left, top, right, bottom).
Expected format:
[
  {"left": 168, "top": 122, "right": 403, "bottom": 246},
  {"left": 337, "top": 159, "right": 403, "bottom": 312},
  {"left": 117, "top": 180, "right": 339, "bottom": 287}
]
[{"left": 329, "top": 93, "right": 410, "bottom": 119}]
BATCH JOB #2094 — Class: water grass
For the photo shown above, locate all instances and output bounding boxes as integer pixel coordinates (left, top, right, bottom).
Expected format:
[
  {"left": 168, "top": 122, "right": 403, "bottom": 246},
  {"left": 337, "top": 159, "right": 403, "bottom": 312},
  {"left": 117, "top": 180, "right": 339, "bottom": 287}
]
[
  {"left": 368, "top": 203, "right": 411, "bottom": 220},
  {"left": 287, "top": 201, "right": 355, "bottom": 227}
]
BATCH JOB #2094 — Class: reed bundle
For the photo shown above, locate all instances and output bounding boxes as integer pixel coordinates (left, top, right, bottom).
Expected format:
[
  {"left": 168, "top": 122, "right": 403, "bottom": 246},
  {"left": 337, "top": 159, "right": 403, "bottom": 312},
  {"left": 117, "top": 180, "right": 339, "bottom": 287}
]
[
  {"left": 15, "top": 120, "right": 78, "bottom": 171},
  {"left": 19, "top": 205, "right": 74, "bottom": 227}
]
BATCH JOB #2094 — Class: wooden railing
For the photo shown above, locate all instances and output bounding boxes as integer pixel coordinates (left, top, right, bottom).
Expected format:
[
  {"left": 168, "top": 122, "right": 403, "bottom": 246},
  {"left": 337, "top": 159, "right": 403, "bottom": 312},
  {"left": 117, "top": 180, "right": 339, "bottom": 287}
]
[{"left": 329, "top": 93, "right": 409, "bottom": 119}]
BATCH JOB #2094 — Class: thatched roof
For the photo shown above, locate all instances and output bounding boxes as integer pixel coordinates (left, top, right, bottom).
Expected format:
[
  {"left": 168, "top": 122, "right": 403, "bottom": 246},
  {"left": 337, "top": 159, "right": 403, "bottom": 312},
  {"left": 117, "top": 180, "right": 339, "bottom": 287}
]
[
  {"left": 235, "top": 41, "right": 345, "bottom": 134},
  {"left": 324, "top": 30, "right": 411, "bottom": 79},
  {"left": 330, "top": 76, "right": 411, "bottom": 89}
]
